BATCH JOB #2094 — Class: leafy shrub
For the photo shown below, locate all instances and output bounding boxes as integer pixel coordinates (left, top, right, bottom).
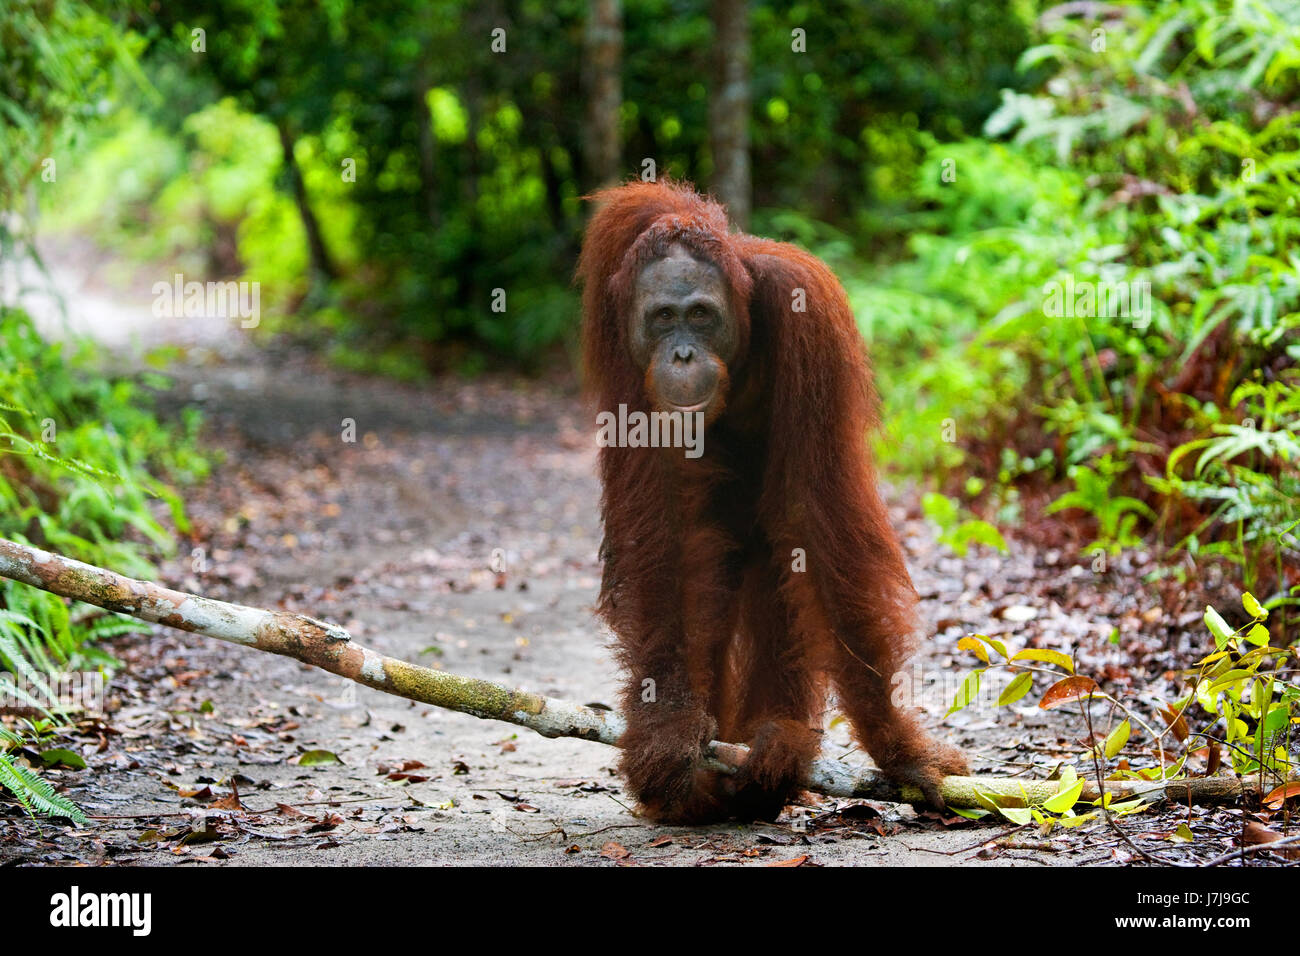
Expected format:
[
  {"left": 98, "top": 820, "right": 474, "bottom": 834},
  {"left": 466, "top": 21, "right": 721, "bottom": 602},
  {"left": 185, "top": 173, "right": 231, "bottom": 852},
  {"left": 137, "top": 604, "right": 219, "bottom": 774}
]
[
  {"left": 837, "top": 0, "right": 1299, "bottom": 609},
  {"left": 0, "top": 306, "right": 205, "bottom": 816}
]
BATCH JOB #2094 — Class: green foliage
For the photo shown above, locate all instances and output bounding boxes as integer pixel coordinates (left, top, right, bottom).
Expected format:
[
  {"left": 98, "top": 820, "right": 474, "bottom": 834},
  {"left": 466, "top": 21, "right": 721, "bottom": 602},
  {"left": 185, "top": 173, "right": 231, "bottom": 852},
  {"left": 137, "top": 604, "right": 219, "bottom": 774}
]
[
  {"left": 0, "top": 0, "right": 177, "bottom": 823},
  {"left": 1046, "top": 460, "right": 1156, "bottom": 555},
  {"left": 34, "top": 0, "right": 1037, "bottom": 366},
  {"left": 0, "top": 577, "right": 126, "bottom": 690},
  {"left": 801, "top": 138, "right": 1092, "bottom": 477},
  {"left": 0, "top": 308, "right": 205, "bottom": 569},
  {"left": 746, "top": 0, "right": 1038, "bottom": 224},
  {"left": 0, "top": 0, "right": 138, "bottom": 210},
  {"left": 0, "top": 729, "right": 87, "bottom": 825},
  {"left": 0, "top": 306, "right": 204, "bottom": 815},
  {"left": 1189, "top": 594, "right": 1297, "bottom": 781},
  {"left": 921, "top": 491, "right": 1007, "bottom": 557},
  {"left": 1154, "top": 374, "right": 1300, "bottom": 593},
  {"left": 949, "top": 588, "right": 1299, "bottom": 833},
  {"left": 44, "top": 101, "right": 328, "bottom": 323},
  {"left": 844, "top": 0, "right": 1299, "bottom": 599},
  {"left": 0, "top": 4, "right": 203, "bottom": 688}
]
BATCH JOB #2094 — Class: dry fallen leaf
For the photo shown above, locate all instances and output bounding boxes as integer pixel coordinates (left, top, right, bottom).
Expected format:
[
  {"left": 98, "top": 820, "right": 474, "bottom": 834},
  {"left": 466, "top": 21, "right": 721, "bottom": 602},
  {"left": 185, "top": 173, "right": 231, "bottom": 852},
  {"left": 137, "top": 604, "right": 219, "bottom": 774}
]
[
  {"left": 601, "top": 841, "right": 630, "bottom": 860},
  {"left": 1205, "top": 741, "right": 1221, "bottom": 776},
  {"left": 1264, "top": 782, "right": 1300, "bottom": 809},
  {"left": 1039, "top": 676, "right": 1100, "bottom": 710},
  {"left": 1241, "top": 821, "right": 1299, "bottom": 858},
  {"left": 210, "top": 791, "right": 243, "bottom": 811},
  {"left": 1243, "top": 821, "right": 1281, "bottom": 844},
  {"left": 1159, "top": 705, "right": 1188, "bottom": 742}
]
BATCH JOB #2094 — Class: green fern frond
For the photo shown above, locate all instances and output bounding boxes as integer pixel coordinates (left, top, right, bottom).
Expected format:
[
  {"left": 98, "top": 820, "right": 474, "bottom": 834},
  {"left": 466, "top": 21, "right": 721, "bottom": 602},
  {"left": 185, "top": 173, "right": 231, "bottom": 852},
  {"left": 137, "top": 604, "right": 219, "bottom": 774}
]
[{"left": 0, "top": 751, "right": 87, "bottom": 824}]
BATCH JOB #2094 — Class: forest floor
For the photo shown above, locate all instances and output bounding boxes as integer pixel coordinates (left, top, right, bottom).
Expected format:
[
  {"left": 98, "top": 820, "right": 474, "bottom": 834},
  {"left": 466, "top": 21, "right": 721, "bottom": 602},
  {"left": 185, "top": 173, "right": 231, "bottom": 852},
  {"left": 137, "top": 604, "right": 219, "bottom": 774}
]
[{"left": 1, "top": 244, "right": 1268, "bottom": 867}]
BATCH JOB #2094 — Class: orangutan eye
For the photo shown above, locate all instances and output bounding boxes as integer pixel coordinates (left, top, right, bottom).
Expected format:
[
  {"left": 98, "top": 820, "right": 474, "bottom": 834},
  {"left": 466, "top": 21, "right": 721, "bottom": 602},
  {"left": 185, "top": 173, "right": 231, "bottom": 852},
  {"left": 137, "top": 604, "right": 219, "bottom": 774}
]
[{"left": 648, "top": 308, "right": 674, "bottom": 333}]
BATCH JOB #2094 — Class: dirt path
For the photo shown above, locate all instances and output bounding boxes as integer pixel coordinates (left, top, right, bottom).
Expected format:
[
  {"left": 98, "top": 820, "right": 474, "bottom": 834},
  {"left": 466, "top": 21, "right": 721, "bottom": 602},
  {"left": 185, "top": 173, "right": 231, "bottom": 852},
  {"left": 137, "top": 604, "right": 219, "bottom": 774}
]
[{"left": 6, "top": 249, "right": 1216, "bottom": 866}]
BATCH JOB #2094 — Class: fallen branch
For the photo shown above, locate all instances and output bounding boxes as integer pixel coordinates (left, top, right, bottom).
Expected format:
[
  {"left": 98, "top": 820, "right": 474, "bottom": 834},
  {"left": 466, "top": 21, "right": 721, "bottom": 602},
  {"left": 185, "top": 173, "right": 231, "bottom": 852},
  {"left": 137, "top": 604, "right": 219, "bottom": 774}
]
[{"left": 0, "top": 537, "right": 1268, "bottom": 810}]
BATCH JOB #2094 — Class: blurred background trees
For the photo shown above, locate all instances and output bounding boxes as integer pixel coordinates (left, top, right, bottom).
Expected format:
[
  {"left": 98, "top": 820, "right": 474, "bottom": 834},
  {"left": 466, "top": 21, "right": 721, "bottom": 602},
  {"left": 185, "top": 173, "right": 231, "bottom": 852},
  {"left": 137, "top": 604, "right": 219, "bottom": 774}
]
[
  {"left": 1, "top": 0, "right": 1297, "bottom": 615},
  {"left": 9, "top": 0, "right": 1037, "bottom": 367}
]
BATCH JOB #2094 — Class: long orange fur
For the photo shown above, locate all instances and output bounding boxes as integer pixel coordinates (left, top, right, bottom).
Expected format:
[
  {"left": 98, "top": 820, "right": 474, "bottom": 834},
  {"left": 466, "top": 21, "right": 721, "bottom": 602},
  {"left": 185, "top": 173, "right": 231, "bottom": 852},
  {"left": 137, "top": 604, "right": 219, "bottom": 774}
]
[{"left": 577, "top": 180, "right": 966, "bottom": 823}]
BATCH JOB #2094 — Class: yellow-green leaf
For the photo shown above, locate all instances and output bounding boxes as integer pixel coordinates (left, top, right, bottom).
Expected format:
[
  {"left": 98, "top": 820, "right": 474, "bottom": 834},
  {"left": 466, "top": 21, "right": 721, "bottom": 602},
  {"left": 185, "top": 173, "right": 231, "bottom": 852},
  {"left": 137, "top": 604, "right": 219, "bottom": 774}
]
[
  {"left": 1057, "top": 811, "right": 1098, "bottom": 828},
  {"left": 1106, "top": 798, "right": 1149, "bottom": 816},
  {"left": 997, "top": 806, "right": 1034, "bottom": 825},
  {"left": 298, "top": 749, "right": 342, "bottom": 766},
  {"left": 997, "top": 671, "right": 1034, "bottom": 706},
  {"left": 1207, "top": 669, "right": 1254, "bottom": 695},
  {"left": 1227, "top": 717, "right": 1248, "bottom": 742},
  {"left": 1103, "top": 720, "right": 1131, "bottom": 759},
  {"left": 1010, "top": 648, "right": 1074, "bottom": 672},
  {"left": 1245, "top": 624, "right": 1269, "bottom": 647},
  {"left": 946, "top": 669, "right": 982, "bottom": 716},
  {"left": 1043, "top": 778, "right": 1084, "bottom": 814},
  {"left": 1204, "top": 605, "right": 1233, "bottom": 649},
  {"left": 1242, "top": 592, "right": 1266, "bottom": 621}
]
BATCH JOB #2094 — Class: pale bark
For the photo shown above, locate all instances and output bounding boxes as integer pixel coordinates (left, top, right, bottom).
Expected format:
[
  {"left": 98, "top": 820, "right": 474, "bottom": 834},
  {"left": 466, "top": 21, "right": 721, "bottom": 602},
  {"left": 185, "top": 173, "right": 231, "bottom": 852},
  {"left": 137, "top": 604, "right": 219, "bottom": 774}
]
[
  {"left": 708, "top": 0, "right": 751, "bottom": 229},
  {"left": 582, "top": 0, "right": 623, "bottom": 189}
]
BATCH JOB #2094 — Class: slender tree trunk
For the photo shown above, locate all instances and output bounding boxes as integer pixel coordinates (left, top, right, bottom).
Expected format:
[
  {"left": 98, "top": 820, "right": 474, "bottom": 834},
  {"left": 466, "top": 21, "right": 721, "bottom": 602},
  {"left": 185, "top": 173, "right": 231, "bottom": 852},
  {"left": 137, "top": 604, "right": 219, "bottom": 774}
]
[
  {"left": 582, "top": 0, "right": 623, "bottom": 190},
  {"left": 277, "top": 122, "right": 337, "bottom": 284},
  {"left": 454, "top": 4, "right": 496, "bottom": 316},
  {"left": 709, "top": 0, "right": 751, "bottom": 229},
  {"left": 457, "top": 80, "right": 482, "bottom": 316}
]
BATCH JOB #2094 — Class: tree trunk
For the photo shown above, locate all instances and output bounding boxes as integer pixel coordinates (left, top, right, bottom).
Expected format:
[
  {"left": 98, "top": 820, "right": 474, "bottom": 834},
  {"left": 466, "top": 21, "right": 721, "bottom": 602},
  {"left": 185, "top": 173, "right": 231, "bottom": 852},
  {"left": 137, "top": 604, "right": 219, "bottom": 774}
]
[
  {"left": 277, "top": 122, "right": 337, "bottom": 284},
  {"left": 582, "top": 0, "right": 623, "bottom": 190},
  {"left": 709, "top": 0, "right": 751, "bottom": 229}
]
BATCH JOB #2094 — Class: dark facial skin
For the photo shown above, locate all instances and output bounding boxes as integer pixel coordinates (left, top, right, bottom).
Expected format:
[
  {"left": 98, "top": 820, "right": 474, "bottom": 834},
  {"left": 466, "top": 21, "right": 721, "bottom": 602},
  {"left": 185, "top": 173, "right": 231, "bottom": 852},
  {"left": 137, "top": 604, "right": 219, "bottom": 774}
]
[{"left": 629, "top": 244, "right": 738, "bottom": 419}]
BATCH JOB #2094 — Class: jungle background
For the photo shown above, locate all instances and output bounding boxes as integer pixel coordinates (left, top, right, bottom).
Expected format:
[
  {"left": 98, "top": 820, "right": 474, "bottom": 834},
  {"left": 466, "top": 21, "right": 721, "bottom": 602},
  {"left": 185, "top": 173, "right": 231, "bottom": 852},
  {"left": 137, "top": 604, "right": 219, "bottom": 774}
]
[{"left": 0, "top": 0, "right": 1297, "bottom": 866}]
